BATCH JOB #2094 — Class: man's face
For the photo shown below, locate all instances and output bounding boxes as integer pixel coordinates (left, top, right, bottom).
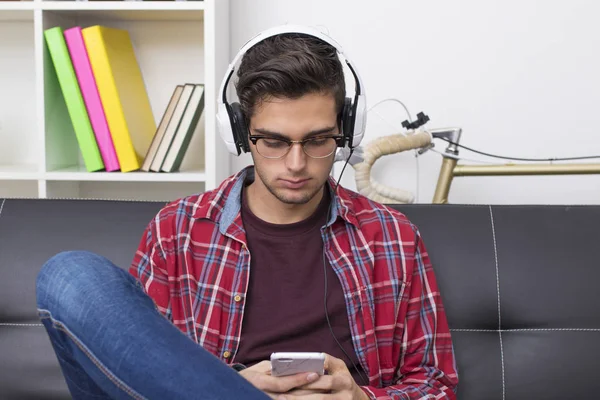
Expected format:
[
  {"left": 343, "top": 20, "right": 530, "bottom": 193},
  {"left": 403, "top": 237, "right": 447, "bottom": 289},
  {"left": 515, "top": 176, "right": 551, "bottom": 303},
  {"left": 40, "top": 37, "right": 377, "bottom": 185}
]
[{"left": 248, "top": 92, "right": 339, "bottom": 205}]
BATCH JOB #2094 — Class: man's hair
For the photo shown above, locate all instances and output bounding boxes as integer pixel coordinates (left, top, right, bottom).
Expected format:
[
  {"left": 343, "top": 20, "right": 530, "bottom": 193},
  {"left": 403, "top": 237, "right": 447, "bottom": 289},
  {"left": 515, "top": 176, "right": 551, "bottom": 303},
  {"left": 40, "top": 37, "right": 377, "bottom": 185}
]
[{"left": 235, "top": 33, "right": 346, "bottom": 126}]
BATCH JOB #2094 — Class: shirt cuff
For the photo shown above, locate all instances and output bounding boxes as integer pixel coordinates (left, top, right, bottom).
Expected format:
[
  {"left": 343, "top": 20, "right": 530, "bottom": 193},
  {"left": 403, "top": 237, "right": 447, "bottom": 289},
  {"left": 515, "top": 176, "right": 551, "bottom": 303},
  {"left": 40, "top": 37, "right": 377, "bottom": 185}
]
[{"left": 231, "top": 363, "right": 247, "bottom": 372}]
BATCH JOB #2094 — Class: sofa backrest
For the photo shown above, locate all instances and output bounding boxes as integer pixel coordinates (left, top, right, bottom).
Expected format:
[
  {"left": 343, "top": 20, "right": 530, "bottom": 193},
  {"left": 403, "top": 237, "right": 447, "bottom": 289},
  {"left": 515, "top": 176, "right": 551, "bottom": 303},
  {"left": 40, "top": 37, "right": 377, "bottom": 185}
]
[
  {"left": 0, "top": 199, "right": 162, "bottom": 399},
  {"left": 1, "top": 198, "right": 598, "bottom": 399},
  {"left": 394, "top": 204, "right": 600, "bottom": 399}
]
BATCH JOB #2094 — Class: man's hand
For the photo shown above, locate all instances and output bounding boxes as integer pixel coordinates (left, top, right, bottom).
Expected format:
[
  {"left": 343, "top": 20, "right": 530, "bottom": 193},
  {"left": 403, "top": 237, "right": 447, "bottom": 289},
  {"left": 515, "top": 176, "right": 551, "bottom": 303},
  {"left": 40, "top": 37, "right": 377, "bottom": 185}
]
[
  {"left": 277, "top": 354, "right": 370, "bottom": 400},
  {"left": 238, "top": 361, "right": 321, "bottom": 399}
]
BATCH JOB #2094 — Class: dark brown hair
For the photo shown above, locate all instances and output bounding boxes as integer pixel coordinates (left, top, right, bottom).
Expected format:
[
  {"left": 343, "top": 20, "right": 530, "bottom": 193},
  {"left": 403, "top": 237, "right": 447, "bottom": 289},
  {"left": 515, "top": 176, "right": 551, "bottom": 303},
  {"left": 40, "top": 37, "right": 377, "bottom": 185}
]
[{"left": 235, "top": 33, "right": 346, "bottom": 126}]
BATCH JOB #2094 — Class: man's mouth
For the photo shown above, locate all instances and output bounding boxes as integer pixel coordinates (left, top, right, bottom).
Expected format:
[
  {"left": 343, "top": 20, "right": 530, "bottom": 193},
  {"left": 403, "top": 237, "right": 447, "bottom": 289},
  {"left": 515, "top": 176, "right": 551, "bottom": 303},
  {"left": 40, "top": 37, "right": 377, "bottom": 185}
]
[{"left": 280, "top": 178, "right": 311, "bottom": 189}]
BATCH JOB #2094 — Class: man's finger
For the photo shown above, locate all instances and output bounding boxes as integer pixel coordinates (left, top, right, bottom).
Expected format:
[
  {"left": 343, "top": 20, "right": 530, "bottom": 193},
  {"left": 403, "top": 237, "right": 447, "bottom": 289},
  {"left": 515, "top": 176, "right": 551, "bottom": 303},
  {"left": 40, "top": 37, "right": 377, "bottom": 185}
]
[
  {"left": 296, "top": 375, "right": 333, "bottom": 391},
  {"left": 266, "top": 390, "right": 328, "bottom": 400},
  {"left": 283, "top": 389, "right": 331, "bottom": 395},
  {"left": 296, "top": 374, "right": 353, "bottom": 392},
  {"left": 323, "top": 353, "right": 348, "bottom": 374},
  {"left": 277, "top": 393, "right": 336, "bottom": 400},
  {"left": 251, "top": 360, "right": 273, "bottom": 373},
  {"left": 256, "top": 371, "right": 320, "bottom": 393}
]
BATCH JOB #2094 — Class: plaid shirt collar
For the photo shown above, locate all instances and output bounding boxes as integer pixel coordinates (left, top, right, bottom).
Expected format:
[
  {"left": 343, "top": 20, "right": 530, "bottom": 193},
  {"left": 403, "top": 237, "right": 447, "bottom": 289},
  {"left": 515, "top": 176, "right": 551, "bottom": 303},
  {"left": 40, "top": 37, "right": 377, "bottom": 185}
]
[{"left": 191, "top": 166, "right": 359, "bottom": 232}]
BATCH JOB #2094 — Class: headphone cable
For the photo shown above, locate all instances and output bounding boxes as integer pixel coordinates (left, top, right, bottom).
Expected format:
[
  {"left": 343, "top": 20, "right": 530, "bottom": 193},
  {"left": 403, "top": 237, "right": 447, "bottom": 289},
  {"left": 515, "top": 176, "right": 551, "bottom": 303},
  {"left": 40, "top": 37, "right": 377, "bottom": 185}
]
[
  {"left": 323, "top": 148, "right": 369, "bottom": 386},
  {"left": 438, "top": 137, "right": 600, "bottom": 162}
]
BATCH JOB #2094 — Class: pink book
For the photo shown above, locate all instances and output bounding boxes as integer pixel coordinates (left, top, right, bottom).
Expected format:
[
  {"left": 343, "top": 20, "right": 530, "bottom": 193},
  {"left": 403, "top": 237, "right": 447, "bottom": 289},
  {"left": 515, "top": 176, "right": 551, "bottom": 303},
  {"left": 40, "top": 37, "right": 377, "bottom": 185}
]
[{"left": 64, "top": 26, "right": 120, "bottom": 172}]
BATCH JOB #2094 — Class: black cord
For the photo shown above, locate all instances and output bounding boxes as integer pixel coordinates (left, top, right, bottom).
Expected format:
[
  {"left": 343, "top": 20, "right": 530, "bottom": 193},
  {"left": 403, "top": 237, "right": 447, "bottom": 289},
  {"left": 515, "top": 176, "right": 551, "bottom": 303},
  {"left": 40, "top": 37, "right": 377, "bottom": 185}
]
[
  {"left": 323, "top": 149, "right": 369, "bottom": 387},
  {"left": 438, "top": 137, "right": 600, "bottom": 162}
]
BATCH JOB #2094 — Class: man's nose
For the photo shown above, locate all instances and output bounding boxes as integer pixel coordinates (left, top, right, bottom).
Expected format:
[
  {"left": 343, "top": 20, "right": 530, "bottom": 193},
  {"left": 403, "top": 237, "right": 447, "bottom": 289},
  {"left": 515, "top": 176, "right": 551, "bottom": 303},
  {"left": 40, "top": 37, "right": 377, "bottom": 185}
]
[{"left": 285, "top": 142, "right": 308, "bottom": 172}]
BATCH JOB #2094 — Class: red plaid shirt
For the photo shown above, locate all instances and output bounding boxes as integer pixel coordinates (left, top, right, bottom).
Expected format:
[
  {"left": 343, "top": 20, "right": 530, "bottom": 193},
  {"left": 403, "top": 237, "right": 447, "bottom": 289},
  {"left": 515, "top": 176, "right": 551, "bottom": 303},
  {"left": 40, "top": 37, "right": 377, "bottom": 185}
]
[{"left": 129, "top": 166, "right": 458, "bottom": 399}]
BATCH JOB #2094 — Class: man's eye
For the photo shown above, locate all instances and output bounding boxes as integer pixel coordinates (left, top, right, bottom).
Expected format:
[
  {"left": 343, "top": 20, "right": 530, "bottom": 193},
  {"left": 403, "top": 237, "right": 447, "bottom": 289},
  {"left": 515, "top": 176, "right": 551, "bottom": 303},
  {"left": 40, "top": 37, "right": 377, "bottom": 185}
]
[
  {"left": 263, "top": 139, "right": 288, "bottom": 149},
  {"left": 306, "top": 138, "right": 330, "bottom": 147}
]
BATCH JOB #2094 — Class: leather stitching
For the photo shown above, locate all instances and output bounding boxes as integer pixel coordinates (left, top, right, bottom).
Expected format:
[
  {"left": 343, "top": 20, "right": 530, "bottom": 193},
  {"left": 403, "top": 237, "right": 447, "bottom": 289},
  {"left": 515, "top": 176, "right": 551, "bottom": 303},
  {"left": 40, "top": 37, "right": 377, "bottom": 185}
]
[
  {"left": 489, "top": 205, "right": 506, "bottom": 400},
  {"left": 3, "top": 324, "right": 598, "bottom": 332},
  {"left": 451, "top": 328, "right": 600, "bottom": 332}
]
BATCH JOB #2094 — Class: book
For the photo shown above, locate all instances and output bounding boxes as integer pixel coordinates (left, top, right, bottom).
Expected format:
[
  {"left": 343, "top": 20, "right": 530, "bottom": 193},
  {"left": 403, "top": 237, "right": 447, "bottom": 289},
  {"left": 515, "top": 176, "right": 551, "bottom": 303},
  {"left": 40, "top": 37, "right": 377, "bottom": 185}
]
[
  {"left": 82, "top": 25, "right": 156, "bottom": 172},
  {"left": 161, "top": 84, "right": 205, "bottom": 172},
  {"left": 141, "top": 85, "right": 184, "bottom": 172},
  {"left": 44, "top": 26, "right": 104, "bottom": 172},
  {"left": 64, "top": 26, "right": 120, "bottom": 172},
  {"left": 148, "top": 83, "right": 195, "bottom": 172}
]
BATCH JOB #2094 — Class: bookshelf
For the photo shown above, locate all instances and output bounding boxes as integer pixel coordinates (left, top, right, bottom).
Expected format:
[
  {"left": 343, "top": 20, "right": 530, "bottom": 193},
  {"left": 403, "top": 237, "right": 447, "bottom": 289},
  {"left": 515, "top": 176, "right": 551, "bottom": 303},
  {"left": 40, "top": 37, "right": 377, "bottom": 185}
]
[{"left": 0, "top": 0, "right": 230, "bottom": 201}]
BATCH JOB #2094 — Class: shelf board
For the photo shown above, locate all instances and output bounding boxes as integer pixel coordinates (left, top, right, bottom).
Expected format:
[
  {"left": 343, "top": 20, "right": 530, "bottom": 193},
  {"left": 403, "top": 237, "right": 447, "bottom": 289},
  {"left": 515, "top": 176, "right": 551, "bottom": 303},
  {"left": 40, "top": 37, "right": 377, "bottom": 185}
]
[
  {"left": 40, "top": 1, "right": 205, "bottom": 21},
  {"left": 0, "top": 2, "right": 34, "bottom": 9},
  {"left": 1, "top": 1, "right": 204, "bottom": 20},
  {"left": 45, "top": 166, "right": 206, "bottom": 182},
  {"left": 0, "top": 164, "right": 41, "bottom": 180},
  {"left": 0, "top": 2, "right": 34, "bottom": 21}
]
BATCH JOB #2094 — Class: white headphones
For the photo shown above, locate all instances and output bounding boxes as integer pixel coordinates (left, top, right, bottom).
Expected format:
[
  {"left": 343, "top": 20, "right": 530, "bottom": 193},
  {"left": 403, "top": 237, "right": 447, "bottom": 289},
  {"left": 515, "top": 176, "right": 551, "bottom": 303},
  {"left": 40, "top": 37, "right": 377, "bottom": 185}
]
[{"left": 216, "top": 24, "right": 367, "bottom": 156}]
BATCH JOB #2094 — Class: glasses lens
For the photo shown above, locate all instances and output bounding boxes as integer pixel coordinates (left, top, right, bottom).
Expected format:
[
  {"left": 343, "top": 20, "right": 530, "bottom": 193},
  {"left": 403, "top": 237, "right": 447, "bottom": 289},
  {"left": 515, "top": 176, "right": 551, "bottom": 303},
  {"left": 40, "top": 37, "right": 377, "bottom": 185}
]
[
  {"left": 303, "top": 137, "right": 337, "bottom": 158},
  {"left": 255, "top": 138, "right": 290, "bottom": 158}
]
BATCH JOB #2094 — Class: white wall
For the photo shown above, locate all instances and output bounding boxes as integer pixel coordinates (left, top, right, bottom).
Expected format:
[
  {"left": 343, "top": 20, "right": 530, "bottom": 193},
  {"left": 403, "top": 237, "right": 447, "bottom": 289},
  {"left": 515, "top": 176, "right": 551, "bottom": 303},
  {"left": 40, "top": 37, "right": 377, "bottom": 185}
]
[{"left": 229, "top": 0, "right": 600, "bottom": 204}]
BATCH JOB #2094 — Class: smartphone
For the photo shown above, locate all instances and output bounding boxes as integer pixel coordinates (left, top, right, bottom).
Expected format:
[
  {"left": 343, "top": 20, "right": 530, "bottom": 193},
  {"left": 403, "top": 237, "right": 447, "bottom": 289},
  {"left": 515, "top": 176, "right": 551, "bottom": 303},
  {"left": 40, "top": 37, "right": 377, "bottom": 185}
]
[{"left": 270, "top": 352, "right": 326, "bottom": 377}]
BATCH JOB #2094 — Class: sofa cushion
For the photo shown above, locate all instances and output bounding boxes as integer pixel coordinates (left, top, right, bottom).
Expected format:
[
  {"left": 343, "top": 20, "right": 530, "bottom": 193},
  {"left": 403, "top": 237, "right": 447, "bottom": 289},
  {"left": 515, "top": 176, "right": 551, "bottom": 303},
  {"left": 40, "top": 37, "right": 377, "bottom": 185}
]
[
  {"left": 397, "top": 204, "right": 600, "bottom": 399},
  {"left": 1, "top": 198, "right": 599, "bottom": 399},
  {"left": 0, "top": 199, "right": 163, "bottom": 399}
]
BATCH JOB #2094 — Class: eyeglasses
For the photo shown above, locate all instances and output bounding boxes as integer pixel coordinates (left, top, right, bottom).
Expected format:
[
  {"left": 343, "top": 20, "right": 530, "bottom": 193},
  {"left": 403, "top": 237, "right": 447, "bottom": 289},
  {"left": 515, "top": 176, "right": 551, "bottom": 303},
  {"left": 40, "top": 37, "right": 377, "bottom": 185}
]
[{"left": 248, "top": 135, "right": 343, "bottom": 159}]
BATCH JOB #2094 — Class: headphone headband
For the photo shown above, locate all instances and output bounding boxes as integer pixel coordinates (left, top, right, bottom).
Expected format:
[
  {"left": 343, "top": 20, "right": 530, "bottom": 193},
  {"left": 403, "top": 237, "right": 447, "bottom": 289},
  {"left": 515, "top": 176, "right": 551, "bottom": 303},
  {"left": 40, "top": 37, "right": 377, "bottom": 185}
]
[{"left": 216, "top": 24, "right": 367, "bottom": 155}]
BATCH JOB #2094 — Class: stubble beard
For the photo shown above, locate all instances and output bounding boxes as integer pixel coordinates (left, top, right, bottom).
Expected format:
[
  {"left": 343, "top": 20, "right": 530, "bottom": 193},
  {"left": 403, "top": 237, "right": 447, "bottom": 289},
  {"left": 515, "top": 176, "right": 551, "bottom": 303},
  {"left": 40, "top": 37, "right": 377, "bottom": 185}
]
[
  {"left": 255, "top": 168, "right": 323, "bottom": 205},
  {"left": 265, "top": 181, "right": 323, "bottom": 205}
]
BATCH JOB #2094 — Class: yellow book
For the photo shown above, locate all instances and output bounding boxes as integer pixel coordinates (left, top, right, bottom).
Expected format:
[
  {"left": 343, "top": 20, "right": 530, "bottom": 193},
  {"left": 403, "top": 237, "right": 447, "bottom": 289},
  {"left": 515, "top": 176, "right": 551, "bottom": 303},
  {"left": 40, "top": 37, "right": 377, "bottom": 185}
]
[{"left": 82, "top": 25, "right": 156, "bottom": 172}]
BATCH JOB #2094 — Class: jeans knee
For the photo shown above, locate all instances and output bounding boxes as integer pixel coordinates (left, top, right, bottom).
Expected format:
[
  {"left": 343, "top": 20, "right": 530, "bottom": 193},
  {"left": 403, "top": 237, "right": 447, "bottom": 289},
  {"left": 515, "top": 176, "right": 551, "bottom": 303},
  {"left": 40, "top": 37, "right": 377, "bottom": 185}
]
[{"left": 36, "top": 250, "right": 111, "bottom": 313}]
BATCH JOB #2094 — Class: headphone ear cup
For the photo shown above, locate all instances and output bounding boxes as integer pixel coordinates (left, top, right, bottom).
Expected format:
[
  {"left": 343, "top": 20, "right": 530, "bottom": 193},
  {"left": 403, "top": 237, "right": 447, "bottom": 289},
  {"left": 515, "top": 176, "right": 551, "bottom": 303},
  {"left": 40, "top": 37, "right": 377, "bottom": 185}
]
[
  {"left": 350, "top": 94, "right": 367, "bottom": 147},
  {"left": 217, "top": 102, "right": 239, "bottom": 155},
  {"left": 230, "top": 102, "right": 250, "bottom": 153},
  {"left": 341, "top": 98, "right": 354, "bottom": 147}
]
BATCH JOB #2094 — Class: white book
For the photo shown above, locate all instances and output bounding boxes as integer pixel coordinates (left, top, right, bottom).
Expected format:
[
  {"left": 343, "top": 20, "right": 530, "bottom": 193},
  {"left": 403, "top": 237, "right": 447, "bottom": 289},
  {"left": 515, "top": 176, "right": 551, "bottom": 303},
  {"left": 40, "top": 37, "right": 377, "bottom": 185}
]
[
  {"left": 149, "top": 83, "right": 196, "bottom": 172},
  {"left": 161, "top": 84, "right": 205, "bottom": 172}
]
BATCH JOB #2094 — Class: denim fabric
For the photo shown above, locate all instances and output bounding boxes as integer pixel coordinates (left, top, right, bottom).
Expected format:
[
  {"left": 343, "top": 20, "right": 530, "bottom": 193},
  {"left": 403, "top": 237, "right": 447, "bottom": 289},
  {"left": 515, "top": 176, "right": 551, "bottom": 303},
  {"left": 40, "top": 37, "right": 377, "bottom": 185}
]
[{"left": 35, "top": 250, "right": 269, "bottom": 400}]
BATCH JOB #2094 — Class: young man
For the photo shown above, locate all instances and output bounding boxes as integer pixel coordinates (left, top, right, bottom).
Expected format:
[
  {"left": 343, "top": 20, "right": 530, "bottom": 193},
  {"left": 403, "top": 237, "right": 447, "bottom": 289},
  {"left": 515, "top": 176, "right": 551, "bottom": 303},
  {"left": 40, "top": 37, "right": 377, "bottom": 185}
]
[{"left": 36, "top": 26, "right": 458, "bottom": 399}]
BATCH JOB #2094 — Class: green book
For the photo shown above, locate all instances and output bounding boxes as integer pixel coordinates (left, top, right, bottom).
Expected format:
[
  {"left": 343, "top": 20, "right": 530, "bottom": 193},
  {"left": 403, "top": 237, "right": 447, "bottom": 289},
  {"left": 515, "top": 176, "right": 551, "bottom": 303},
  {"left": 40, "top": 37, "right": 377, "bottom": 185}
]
[{"left": 44, "top": 26, "right": 104, "bottom": 172}]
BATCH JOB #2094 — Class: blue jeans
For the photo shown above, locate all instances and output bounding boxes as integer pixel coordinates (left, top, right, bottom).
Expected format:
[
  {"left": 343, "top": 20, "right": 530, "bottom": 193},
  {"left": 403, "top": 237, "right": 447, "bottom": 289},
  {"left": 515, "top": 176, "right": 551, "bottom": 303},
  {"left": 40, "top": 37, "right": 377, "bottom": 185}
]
[{"left": 35, "top": 250, "right": 270, "bottom": 400}]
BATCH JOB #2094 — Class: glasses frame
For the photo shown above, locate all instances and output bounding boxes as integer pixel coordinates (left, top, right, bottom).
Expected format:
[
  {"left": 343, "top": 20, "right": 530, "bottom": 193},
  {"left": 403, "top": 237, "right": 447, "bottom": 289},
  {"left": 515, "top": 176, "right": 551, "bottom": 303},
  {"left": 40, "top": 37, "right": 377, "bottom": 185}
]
[{"left": 248, "top": 134, "right": 345, "bottom": 159}]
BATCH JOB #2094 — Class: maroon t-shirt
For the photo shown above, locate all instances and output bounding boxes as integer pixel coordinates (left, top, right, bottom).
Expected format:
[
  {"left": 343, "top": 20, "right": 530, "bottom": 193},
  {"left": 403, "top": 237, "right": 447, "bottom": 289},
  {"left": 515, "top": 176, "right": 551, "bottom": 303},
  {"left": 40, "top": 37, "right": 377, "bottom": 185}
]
[{"left": 234, "top": 185, "right": 366, "bottom": 384}]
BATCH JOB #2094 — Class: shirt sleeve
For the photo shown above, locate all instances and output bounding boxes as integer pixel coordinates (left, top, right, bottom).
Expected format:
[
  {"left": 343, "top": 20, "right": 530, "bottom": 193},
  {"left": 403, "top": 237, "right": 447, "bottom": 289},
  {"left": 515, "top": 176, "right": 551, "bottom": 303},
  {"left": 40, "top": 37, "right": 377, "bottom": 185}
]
[
  {"left": 360, "top": 227, "right": 459, "bottom": 399},
  {"left": 128, "top": 213, "right": 172, "bottom": 317}
]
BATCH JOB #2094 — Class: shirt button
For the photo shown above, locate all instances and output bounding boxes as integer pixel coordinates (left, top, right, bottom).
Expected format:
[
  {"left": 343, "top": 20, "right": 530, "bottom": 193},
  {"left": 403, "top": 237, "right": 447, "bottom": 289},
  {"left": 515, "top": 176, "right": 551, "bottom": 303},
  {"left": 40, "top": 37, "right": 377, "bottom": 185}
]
[
  {"left": 223, "top": 351, "right": 231, "bottom": 359},
  {"left": 234, "top": 295, "right": 242, "bottom": 302}
]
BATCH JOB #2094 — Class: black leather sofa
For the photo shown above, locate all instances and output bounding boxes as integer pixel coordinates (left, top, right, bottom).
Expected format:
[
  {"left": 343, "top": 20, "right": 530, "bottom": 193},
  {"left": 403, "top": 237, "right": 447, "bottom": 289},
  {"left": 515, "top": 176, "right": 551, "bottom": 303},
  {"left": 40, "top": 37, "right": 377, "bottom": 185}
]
[{"left": 1, "top": 198, "right": 599, "bottom": 399}]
